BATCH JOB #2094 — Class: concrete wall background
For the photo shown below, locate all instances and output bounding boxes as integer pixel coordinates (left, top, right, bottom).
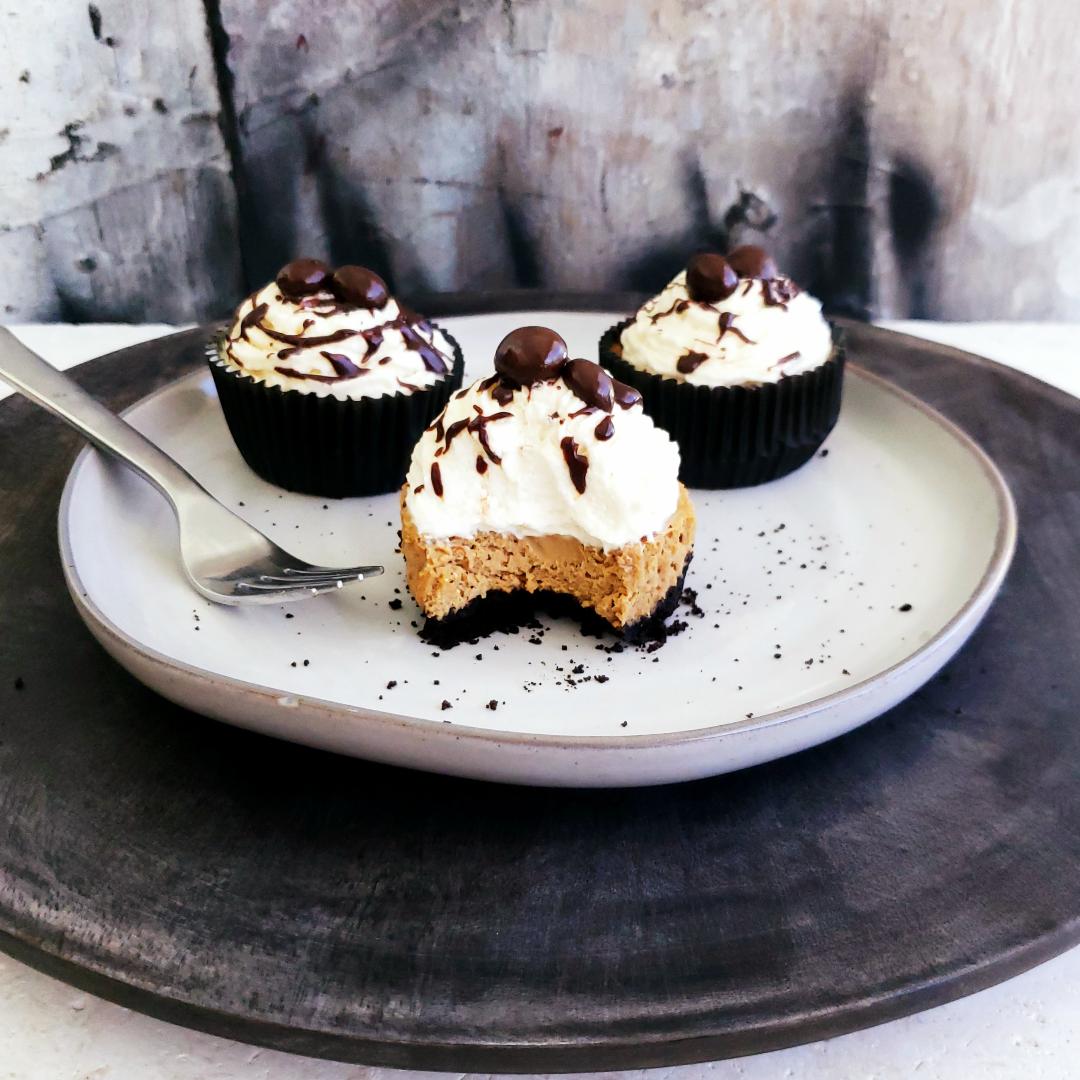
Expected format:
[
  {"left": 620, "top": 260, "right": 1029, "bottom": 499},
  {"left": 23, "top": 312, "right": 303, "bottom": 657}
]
[{"left": 2, "top": 0, "right": 1077, "bottom": 323}]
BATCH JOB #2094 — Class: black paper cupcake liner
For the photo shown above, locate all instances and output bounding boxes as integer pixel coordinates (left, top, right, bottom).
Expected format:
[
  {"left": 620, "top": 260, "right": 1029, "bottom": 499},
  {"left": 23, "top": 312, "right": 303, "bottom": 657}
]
[
  {"left": 207, "top": 328, "right": 464, "bottom": 498},
  {"left": 599, "top": 320, "right": 845, "bottom": 489}
]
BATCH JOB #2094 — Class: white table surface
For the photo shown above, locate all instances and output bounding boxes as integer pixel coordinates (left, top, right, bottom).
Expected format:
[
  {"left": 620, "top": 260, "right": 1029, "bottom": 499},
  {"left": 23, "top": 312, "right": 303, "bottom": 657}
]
[{"left": 1, "top": 320, "right": 1078, "bottom": 1080}]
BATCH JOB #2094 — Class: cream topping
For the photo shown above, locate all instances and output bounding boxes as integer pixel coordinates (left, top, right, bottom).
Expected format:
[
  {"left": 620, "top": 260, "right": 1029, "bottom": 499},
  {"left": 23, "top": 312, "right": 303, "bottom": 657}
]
[
  {"left": 403, "top": 376, "right": 681, "bottom": 551},
  {"left": 619, "top": 271, "right": 832, "bottom": 387},
  {"left": 218, "top": 281, "right": 453, "bottom": 399}
]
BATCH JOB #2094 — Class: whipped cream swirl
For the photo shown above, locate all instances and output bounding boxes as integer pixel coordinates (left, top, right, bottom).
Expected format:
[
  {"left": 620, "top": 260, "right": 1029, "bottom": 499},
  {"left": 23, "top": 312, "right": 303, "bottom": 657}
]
[
  {"left": 403, "top": 373, "right": 681, "bottom": 551},
  {"left": 620, "top": 266, "right": 833, "bottom": 388},
  {"left": 219, "top": 268, "right": 454, "bottom": 400}
]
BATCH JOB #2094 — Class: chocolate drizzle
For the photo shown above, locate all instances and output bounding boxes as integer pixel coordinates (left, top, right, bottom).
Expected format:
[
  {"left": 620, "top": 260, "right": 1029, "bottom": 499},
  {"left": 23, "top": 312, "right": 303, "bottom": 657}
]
[
  {"left": 402, "top": 323, "right": 449, "bottom": 374},
  {"left": 238, "top": 302, "right": 269, "bottom": 344},
  {"left": 761, "top": 277, "right": 801, "bottom": 309},
  {"left": 320, "top": 351, "right": 361, "bottom": 378},
  {"left": 560, "top": 437, "right": 589, "bottom": 493},
  {"left": 468, "top": 408, "right": 512, "bottom": 465},
  {"left": 442, "top": 418, "right": 470, "bottom": 450},
  {"left": 649, "top": 298, "right": 690, "bottom": 323},
  {"left": 676, "top": 350, "right": 708, "bottom": 375},
  {"left": 775, "top": 351, "right": 802, "bottom": 367},
  {"left": 274, "top": 366, "right": 360, "bottom": 383},
  {"left": 428, "top": 407, "right": 513, "bottom": 490},
  {"left": 430, "top": 461, "right": 443, "bottom": 497},
  {"left": 718, "top": 311, "right": 754, "bottom": 344},
  {"left": 225, "top": 260, "right": 452, "bottom": 385},
  {"left": 594, "top": 415, "right": 615, "bottom": 441}
]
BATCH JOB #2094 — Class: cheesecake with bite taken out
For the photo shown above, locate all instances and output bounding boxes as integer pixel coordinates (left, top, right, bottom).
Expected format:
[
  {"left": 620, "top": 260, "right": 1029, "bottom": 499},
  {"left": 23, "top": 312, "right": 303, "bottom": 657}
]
[{"left": 400, "top": 327, "right": 696, "bottom": 647}]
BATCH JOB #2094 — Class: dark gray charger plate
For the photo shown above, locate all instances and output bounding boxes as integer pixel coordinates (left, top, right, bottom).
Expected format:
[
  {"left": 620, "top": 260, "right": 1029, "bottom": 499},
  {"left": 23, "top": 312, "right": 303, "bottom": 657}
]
[{"left": 1, "top": 295, "right": 1079, "bottom": 1072}]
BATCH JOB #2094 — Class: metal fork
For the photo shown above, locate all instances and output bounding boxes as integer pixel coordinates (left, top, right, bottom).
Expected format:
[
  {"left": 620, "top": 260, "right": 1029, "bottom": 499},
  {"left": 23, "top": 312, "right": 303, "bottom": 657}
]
[{"left": 0, "top": 327, "right": 382, "bottom": 605}]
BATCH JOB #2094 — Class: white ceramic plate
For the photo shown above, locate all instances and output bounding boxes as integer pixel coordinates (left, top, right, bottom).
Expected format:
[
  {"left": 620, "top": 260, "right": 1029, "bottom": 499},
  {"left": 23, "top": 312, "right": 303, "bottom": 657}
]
[{"left": 59, "top": 312, "right": 1016, "bottom": 787}]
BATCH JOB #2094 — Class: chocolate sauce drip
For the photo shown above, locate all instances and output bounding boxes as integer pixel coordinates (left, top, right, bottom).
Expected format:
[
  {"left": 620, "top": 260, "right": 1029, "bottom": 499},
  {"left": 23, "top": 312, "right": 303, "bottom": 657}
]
[
  {"left": 364, "top": 327, "right": 384, "bottom": 356},
  {"left": 613, "top": 380, "right": 642, "bottom": 409},
  {"left": 397, "top": 379, "right": 421, "bottom": 392},
  {"left": 677, "top": 350, "right": 709, "bottom": 374},
  {"left": 649, "top": 298, "right": 690, "bottom": 323},
  {"left": 594, "top": 416, "right": 615, "bottom": 441},
  {"left": 238, "top": 302, "right": 269, "bottom": 342},
  {"left": 494, "top": 326, "right": 568, "bottom": 384},
  {"left": 761, "top": 277, "right": 801, "bottom": 308},
  {"left": 562, "top": 358, "right": 614, "bottom": 412},
  {"left": 230, "top": 261, "right": 451, "bottom": 377},
  {"left": 262, "top": 326, "right": 363, "bottom": 349},
  {"left": 686, "top": 253, "right": 739, "bottom": 303},
  {"left": 478, "top": 374, "right": 517, "bottom": 406},
  {"left": 433, "top": 415, "right": 445, "bottom": 441},
  {"left": 399, "top": 304, "right": 433, "bottom": 333},
  {"left": 274, "top": 366, "right": 367, "bottom": 383},
  {"left": 718, "top": 311, "right": 755, "bottom": 344},
  {"left": 401, "top": 323, "right": 449, "bottom": 374},
  {"left": 320, "top": 351, "right": 361, "bottom": 378},
  {"left": 430, "top": 461, "right": 443, "bottom": 497},
  {"left": 569, "top": 405, "right": 598, "bottom": 418},
  {"left": 476, "top": 455, "right": 488, "bottom": 475},
  {"left": 775, "top": 351, "right": 802, "bottom": 366},
  {"left": 442, "top": 418, "right": 470, "bottom": 449},
  {"left": 467, "top": 409, "right": 512, "bottom": 465},
  {"left": 560, "top": 437, "right": 589, "bottom": 494}
]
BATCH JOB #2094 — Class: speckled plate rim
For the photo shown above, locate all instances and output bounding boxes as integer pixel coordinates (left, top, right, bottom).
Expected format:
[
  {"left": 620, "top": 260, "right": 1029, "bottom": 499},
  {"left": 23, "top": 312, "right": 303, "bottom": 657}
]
[{"left": 57, "top": 317, "right": 1017, "bottom": 787}]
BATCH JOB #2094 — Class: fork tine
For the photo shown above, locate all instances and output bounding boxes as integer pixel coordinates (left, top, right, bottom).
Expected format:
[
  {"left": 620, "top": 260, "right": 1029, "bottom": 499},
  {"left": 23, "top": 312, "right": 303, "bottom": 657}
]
[
  {"left": 273, "top": 565, "right": 384, "bottom": 579},
  {"left": 230, "top": 577, "right": 352, "bottom": 593},
  {"left": 255, "top": 569, "right": 380, "bottom": 587}
]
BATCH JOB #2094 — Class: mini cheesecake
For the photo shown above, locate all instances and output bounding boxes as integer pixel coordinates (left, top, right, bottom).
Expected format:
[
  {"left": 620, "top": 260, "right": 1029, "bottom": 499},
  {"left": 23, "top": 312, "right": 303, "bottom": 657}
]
[
  {"left": 600, "top": 246, "right": 844, "bottom": 488},
  {"left": 400, "top": 327, "right": 696, "bottom": 646},
  {"left": 209, "top": 259, "right": 463, "bottom": 497}
]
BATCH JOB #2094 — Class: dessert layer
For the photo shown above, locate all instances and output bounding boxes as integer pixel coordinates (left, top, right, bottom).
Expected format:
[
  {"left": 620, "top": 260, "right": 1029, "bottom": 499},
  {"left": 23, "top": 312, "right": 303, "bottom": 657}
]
[
  {"left": 403, "top": 368, "right": 681, "bottom": 551},
  {"left": 219, "top": 261, "right": 453, "bottom": 400},
  {"left": 400, "top": 485, "right": 696, "bottom": 631},
  {"left": 619, "top": 255, "right": 832, "bottom": 388}
]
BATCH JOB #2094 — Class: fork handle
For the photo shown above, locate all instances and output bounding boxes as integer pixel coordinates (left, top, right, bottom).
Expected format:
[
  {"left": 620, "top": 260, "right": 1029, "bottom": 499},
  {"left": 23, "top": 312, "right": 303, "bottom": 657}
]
[{"left": 0, "top": 326, "right": 206, "bottom": 508}]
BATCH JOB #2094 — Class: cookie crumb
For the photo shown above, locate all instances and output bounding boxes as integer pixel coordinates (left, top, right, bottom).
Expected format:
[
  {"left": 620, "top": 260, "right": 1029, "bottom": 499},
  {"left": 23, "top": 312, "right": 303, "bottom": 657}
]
[
  {"left": 486, "top": 699, "right": 498, "bottom": 711},
  {"left": 386, "top": 680, "right": 397, "bottom": 690},
  {"left": 899, "top": 603, "right": 913, "bottom": 612},
  {"left": 440, "top": 700, "right": 452, "bottom": 711}
]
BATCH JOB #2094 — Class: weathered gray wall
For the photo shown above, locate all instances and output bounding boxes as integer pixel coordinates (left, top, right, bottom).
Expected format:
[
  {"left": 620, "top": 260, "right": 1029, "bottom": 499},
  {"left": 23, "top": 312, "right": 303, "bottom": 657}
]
[{"left": 3, "top": 0, "right": 1079, "bottom": 322}]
